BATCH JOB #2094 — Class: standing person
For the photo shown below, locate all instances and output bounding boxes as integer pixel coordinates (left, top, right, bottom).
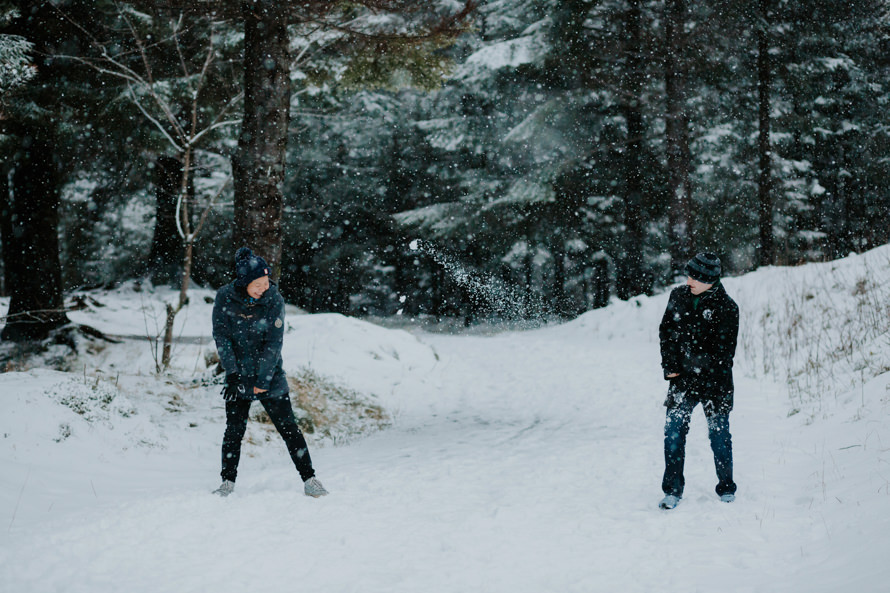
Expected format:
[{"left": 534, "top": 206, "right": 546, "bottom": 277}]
[
  {"left": 211, "top": 247, "right": 328, "bottom": 498},
  {"left": 658, "top": 253, "right": 739, "bottom": 510}
]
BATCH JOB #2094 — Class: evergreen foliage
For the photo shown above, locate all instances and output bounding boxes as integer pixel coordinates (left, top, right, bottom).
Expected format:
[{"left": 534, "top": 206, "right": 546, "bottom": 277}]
[{"left": 3, "top": 0, "right": 890, "bottom": 326}]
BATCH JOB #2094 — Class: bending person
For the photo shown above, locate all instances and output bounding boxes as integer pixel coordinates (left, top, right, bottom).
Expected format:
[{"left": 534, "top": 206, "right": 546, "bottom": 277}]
[{"left": 211, "top": 247, "right": 328, "bottom": 498}]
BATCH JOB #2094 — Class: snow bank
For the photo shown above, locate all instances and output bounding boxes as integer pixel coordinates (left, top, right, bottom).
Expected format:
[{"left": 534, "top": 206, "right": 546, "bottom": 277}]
[
  {"left": 1, "top": 370, "right": 167, "bottom": 456},
  {"left": 282, "top": 313, "right": 439, "bottom": 406},
  {"left": 565, "top": 244, "right": 890, "bottom": 418}
]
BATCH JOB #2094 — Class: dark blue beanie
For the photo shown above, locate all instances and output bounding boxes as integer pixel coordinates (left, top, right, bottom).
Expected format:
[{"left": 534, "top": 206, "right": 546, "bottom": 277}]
[
  {"left": 234, "top": 247, "right": 271, "bottom": 287},
  {"left": 685, "top": 252, "right": 721, "bottom": 284}
]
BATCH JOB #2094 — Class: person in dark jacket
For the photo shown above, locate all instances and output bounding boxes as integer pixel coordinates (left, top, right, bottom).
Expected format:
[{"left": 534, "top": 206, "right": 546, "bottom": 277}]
[
  {"left": 657, "top": 252, "right": 739, "bottom": 510},
  {"left": 211, "top": 247, "right": 328, "bottom": 498}
]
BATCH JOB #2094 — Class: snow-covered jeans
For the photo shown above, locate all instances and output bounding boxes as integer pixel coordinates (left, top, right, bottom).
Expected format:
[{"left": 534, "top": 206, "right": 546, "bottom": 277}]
[
  {"left": 221, "top": 395, "right": 315, "bottom": 483},
  {"left": 662, "top": 398, "right": 736, "bottom": 498}
]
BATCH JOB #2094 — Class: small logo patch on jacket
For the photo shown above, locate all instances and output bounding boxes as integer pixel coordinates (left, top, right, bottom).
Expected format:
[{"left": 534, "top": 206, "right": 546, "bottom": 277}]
[
  {"left": 275, "top": 318, "right": 283, "bottom": 328},
  {"left": 702, "top": 309, "right": 713, "bottom": 320}
]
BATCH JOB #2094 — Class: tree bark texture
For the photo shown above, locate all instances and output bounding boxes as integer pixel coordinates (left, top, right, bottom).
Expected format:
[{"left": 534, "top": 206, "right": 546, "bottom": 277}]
[
  {"left": 617, "top": 0, "right": 649, "bottom": 299},
  {"left": 1, "top": 128, "right": 70, "bottom": 342},
  {"left": 0, "top": 167, "right": 13, "bottom": 297},
  {"left": 757, "top": 0, "right": 774, "bottom": 267},
  {"left": 590, "top": 257, "right": 610, "bottom": 310},
  {"left": 664, "top": 0, "right": 694, "bottom": 273},
  {"left": 232, "top": 1, "right": 291, "bottom": 277},
  {"left": 551, "top": 239, "right": 568, "bottom": 317}
]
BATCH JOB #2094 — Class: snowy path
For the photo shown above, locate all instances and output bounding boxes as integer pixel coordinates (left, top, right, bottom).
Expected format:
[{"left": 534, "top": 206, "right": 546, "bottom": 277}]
[{"left": 3, "top": 323, "right": 889, "bottom": 592}]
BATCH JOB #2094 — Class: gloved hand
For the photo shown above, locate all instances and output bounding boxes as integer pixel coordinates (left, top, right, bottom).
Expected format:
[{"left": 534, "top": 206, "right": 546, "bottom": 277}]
[{"left": 221, "top": 373, "right": 246, "bottom": 402}]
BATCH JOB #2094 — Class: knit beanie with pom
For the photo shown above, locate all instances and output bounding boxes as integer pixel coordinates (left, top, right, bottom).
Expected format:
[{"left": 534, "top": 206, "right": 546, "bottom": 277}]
[{"left": 234, "top": 247, "right": 271, "bottom": 287}]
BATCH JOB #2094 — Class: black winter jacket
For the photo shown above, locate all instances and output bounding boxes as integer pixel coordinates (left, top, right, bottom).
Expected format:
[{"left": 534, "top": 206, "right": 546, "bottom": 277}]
[
  {"left": 659, "top": 282, "right": 739, "bottom": 413},
  {"left": 212, "top": 282, "right": 289, "bottom": 400}
]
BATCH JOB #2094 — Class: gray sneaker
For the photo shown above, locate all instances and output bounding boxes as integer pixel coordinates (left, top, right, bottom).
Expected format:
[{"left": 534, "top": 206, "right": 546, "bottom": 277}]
[
  {"left": 658, "top": 494, "right": 681, "bottom": 510},
  {"left": 213, "top": 480, "right": 235, "bottom": 497},
  {"left": 304, "top": 476, "right": 329, "bottom": 498}
]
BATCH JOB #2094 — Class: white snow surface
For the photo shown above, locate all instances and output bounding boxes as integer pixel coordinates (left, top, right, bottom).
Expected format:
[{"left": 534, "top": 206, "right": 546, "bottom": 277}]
[{"left": 3, "top": 247, "right": 890, "bottom": 592}]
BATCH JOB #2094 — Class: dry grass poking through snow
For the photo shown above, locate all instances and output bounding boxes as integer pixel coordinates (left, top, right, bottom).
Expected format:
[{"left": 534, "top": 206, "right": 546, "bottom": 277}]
[
  {"left": 737, "top": 250, "right": 890, "bottom": 418},
  {"left": 251, "top": 366, "right": 391, "bottom": 445}
]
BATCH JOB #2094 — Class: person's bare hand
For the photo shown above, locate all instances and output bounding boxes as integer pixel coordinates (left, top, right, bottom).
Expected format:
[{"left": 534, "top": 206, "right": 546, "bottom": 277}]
[
  {"left": 254, "top": 387, "right": 268, "bottom": 395},
  {"left": 667, "top": 373, "right": 680, "bottom": 378}
]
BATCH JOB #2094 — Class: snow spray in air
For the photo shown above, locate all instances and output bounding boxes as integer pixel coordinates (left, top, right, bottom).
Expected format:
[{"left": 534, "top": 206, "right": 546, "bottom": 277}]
[{"left": 408, "top": 239, "right": 546, "bottom": 320}]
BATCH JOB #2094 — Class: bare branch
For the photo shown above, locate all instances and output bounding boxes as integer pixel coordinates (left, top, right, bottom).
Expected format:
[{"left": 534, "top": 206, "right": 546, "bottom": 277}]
[
  {"left": 191, "top": 175, "right": 232, "bottom": 240},
  {"left": 291, "top": 24, "right": 325, "bottom": 66},
  {"left": 116, "top": 4, "right": 188, "bottom": 141},
  {"left": 174, "top": 170, "right": 187, "bottom": 241},
  {"left": 171, "top": 14, "right": 193, "bottom": 94},
  {"left": 0, "top": 307, "right": 78, "bottom": 323},
  {"left": 127, "top": 83, "right": 185, "bottom": 152},
  {"left": 195, "top": 23, "right": 217, "bottom": 98},
  {"left": 208, "top": 89, "right": 244, "bottom": 127},
  {"left": 51, "top": 53, "right": 143, "bottom": 85},
  {"left": 188, "top": 118, "right": 241, "bottom": 147}
]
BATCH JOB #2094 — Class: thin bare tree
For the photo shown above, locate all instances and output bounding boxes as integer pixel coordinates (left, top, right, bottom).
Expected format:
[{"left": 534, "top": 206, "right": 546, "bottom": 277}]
[{"left": 54, "top": 6, "right": 241, "bottom": 368}]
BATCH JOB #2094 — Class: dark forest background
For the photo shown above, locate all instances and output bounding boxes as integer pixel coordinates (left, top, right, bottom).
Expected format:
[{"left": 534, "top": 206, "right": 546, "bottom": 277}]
[{"left": 2, "top": 0, "right": 889, "bottom": 338}]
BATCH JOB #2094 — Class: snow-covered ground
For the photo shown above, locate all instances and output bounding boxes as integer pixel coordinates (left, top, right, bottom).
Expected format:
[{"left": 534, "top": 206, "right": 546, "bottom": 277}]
[{"left": 2, "top": 248, "right": 890, "bottom": 592}]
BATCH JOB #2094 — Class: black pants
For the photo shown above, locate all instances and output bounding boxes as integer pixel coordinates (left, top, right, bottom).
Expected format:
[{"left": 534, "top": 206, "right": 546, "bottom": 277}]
[{"left": 221, "top": 395, "right": 315, "bottom": 483}]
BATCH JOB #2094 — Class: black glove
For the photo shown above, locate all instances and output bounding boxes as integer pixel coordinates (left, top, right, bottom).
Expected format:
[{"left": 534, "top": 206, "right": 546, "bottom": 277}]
[{"left": 222, "top": 373, "right": 246, "bottom": 402}]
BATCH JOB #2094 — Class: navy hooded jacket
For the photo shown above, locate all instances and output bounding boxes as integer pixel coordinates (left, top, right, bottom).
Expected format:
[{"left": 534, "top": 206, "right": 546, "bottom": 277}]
[{"left": 212, "top": 282, "right": 289, "bottom": 400}]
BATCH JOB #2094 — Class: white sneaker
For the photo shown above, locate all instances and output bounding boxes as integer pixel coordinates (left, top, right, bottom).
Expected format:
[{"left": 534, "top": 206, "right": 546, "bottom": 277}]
[
  {"left": 720, "top": 493, "right": 736, "bottom": 503},
  {"left": 213, "top": 480, "right": 235, "bottom": 497},
  {"left": 658, "top": 494, "right": 680, "bottom": 510},
  {"left": 304, "top": 476, "right": 329, "bottom": 498}
]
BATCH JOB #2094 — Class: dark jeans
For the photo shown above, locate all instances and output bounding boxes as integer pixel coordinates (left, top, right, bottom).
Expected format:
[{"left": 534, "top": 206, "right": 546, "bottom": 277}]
[
  {"left": 662, "top": 397, "right": 736, "bottom": 498},
  {"left": 221, "top": 395, "right": 315, "bottom": 483}
]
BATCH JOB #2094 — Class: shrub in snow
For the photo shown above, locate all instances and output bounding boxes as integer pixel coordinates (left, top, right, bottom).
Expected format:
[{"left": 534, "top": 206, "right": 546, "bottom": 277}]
[
  {"left": 251, "top": 367, "right": 391, "bottom": 445},
  {"left": 47, "top": 374, "right": 135, "bottom": 425}
]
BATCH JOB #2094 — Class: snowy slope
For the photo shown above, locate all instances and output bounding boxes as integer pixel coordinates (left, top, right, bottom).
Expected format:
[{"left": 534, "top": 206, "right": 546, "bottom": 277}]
[{"left": 2, "top": 249, "right": 890, "bottom": 593}]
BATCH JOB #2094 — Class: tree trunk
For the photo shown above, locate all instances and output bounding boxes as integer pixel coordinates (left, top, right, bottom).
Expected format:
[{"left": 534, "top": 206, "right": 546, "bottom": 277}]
[
  {"left": 757, "top": 0, "right": 774, "bottom": 267},
  {"left": 524, "top": 240, "right": 534, "bottom": 310},
  {"left": 232, "top": 1, "right": 291, "bottom": 276},
  {"left": 617, "top": 0, "right": 648, "bottom": 299},
  {"left": 551, "top": 240, "right": 568, "bottom": 317},
  {"left": 549, "top": 0, "right": 594, "bottom": 87},
  {"left": 664, "top": 0, "right": 694, "bottom": 274},
  {"left": 0, "top": 167, "right": 13, "bottom": 297},
  {"left": 160, "top": 240, "right": 194, "bottom": 369},
  {"left": 431, "top": 263, "right": 445, "bottom": 319},
  {"left": 147, "top": 155, "right": 185, "bottom": 284},
  {"left": 593, "top": 257, "right": 610, "bottom": 309},
  {"left": 1, "top": 128, "right": 70, "bottom": 342}
]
